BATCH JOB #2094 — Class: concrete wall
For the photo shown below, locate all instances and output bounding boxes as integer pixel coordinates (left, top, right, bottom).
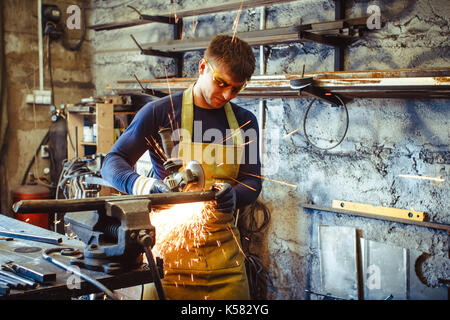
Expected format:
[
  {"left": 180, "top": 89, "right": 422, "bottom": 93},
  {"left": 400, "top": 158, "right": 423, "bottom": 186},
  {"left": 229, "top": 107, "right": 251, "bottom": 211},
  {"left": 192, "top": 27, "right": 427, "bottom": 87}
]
[
  {"left": 1, "top": 0, "right": 93, "bottom": 215},
  {"left": 90, "top": 0, "right": 449, "bottom": 299}
]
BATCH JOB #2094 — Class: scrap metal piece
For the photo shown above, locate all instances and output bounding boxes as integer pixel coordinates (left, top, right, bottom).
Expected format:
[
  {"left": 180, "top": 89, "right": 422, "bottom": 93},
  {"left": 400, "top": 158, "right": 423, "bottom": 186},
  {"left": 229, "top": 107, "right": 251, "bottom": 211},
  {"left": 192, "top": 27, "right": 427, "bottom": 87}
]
[
  {"left": 6, "top": 262, "right": 56, "bottom": 284},
  {"left": 318, "top": 225, "right": 360, "bottom": 300}
]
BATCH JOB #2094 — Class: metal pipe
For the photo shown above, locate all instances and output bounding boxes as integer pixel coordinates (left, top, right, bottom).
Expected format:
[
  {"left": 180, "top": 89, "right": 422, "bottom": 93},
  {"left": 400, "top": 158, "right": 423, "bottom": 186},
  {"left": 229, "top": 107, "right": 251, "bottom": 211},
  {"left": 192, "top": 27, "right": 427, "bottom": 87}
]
[
  {"left": 38, "top": 0, "right": 44, "bottom": 90},
  {"left": 258, "top": 6, "right": 266, "bottom": 184},
  {"left": 13, "top": 190, "right": 217, "bottom": 213}
]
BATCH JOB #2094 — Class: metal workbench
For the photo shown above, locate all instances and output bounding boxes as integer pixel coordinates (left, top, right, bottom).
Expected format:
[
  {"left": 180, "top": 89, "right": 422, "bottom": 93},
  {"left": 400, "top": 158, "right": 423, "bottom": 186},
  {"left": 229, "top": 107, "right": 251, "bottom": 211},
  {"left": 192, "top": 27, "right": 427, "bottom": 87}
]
[{"left": 0, "top": 214, "right": 155, "bottom": 300}]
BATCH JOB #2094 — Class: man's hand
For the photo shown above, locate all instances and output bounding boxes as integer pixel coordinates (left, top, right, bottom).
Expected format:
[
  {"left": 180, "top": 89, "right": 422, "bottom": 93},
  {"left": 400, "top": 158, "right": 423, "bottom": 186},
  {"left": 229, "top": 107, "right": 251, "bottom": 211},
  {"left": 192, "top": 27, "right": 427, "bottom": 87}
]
[
  {"left": 132, "top": 176, "right": 170, "bottom": 195},
  {"left": 213, "top": 183, "right": 236, "bottom": 214}
]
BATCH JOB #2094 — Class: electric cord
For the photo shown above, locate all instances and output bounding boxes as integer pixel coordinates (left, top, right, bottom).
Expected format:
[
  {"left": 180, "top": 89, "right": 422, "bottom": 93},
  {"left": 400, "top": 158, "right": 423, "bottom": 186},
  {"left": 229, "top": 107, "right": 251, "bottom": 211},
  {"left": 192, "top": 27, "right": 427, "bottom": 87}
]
[
  {"left": 237, "top": 200, "right": 275, "bottom": 299},
  {"left": 142, "top": 246, "right": 166, "bottom": 300},
  {"left": 42, "top": 247, "right": 118, "bottom": 300},
  {"left": 303, "top": 95, "right": 349, "bottom": 151}
]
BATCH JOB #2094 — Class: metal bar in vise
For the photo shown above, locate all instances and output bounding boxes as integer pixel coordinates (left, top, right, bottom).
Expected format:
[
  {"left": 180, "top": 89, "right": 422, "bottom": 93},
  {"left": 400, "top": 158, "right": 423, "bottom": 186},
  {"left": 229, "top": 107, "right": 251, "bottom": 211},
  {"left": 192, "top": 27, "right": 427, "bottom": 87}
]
[
  {"left": 13, "top": 190, "right": 216, "bottom": 214},
  {"left": 0, "top": 230, "right": 62, "bottom": 245}
]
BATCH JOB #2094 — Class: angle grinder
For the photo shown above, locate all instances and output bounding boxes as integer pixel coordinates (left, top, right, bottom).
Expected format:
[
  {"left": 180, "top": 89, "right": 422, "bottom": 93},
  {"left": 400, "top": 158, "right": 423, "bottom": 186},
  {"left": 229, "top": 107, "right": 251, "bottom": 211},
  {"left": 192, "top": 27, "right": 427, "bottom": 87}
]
[{"left": 158, "top": 128, "right": 205, "bottom": 192}]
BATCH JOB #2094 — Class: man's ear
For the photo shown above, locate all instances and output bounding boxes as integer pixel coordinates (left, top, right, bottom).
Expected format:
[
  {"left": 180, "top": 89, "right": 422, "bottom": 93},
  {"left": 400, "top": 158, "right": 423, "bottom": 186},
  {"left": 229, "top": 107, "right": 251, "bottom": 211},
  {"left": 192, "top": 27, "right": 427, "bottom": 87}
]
[{"left": 198, "top": 58, "right": 207, "bottom": 75}]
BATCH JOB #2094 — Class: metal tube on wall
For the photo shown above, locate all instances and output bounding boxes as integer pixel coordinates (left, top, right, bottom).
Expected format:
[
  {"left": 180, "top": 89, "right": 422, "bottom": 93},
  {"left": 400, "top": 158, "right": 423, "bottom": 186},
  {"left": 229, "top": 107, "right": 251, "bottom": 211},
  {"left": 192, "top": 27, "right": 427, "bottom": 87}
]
[
  {"left": 258, "top": 6, "right": 266, "bottom": 184},
  {"left": 38, "top": 0, "right": 44, "bottom": 90}
]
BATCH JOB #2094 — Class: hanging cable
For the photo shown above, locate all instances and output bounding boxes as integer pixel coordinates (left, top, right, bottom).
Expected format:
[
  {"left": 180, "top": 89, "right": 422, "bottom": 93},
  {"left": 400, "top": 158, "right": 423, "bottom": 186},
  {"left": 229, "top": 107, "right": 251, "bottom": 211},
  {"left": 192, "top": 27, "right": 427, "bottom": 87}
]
[
  {"left": 303, "top": 95, "right": 349, "bottom": 151},
  {"left": 237, "top": 199, "right": 275, "bottom": 299}
]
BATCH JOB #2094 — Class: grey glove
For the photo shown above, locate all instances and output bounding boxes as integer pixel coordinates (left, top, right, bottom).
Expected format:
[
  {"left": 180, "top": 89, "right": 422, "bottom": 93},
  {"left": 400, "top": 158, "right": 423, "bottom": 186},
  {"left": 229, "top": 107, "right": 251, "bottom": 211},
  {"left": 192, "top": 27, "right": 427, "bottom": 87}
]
[{"left": 213, "top": 183, "right": 237, "bottom": 214}]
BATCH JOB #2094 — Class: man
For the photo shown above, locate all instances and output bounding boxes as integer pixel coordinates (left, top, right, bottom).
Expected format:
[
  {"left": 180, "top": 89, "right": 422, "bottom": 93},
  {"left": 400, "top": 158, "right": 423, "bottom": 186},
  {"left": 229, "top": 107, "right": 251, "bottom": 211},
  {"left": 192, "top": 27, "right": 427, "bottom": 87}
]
[{"left": 101, "top": 35, "right": 262, "bottom": 300}]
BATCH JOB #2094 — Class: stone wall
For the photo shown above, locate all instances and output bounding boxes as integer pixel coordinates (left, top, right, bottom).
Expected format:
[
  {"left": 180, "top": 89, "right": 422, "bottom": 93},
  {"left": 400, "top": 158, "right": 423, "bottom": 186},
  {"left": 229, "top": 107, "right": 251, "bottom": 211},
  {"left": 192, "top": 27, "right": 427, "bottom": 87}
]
[{"left": 89, "top": 0, "right": 449, "bottom": 299}]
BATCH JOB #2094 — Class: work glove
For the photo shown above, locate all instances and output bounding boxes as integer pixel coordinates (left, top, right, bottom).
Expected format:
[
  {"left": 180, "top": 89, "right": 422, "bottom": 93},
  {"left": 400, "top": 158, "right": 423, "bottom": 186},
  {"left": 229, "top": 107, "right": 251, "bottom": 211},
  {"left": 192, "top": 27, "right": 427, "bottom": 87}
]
[
  {"left": 213, "top": 183, "right": 237, "bottom": 214},
  {"left": 132, "top": 176, "right": 170, "bottom": 195}
]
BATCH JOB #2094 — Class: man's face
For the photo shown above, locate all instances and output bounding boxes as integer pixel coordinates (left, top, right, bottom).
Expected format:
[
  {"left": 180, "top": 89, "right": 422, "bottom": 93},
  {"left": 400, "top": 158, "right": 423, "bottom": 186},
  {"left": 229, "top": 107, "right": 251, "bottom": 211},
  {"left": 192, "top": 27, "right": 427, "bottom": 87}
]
[{"left": 197, "top": 58, "right": 247, "bottom": 109}]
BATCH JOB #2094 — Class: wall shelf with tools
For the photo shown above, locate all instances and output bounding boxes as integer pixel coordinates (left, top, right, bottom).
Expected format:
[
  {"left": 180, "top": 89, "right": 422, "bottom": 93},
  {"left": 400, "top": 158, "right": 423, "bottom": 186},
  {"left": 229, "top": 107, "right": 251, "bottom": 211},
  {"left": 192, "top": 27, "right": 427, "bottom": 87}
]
[{"left": 66, "top": 97, "right": 137, "bottom": 159}]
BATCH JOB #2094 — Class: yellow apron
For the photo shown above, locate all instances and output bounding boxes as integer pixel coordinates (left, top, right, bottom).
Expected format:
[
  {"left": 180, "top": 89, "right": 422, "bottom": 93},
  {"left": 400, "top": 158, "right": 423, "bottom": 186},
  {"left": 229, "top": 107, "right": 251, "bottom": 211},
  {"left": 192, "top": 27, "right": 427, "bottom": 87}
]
[{"left": 143, "top": 84, "right": 250, "bottom": 300}]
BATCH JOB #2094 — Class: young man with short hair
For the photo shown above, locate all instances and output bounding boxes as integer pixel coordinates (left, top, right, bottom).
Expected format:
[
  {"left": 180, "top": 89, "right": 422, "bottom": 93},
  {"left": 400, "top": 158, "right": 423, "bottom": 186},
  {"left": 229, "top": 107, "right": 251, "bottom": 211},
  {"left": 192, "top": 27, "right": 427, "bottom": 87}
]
[{"left": 101, "top": 35, "right": 262, "bottom": 299}]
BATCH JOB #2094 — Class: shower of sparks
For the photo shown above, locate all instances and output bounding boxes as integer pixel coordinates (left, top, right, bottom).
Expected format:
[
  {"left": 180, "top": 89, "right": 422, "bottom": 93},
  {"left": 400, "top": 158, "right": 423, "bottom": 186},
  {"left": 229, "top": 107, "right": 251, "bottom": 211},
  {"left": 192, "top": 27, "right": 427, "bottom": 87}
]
[
  {"left": 150, "top": 202, "right": 216, "bottom": 258},
  {"left": 283, "top": 128, "right": 299, "bottom": 139},
  {"left": 164, "top": 67, "right": 180, "bottom": 141},
  {"left": 231, "top": 1, "right": 244, "bottom": 41},
  {"left": 397, "top": 174, "right": 445, "bottom": 183},
  {"left": 241, "top": 171, "right": 297, "bottom": 189},
  {"left": 222, "top": 120, "right": 251, "bottom": 143}
]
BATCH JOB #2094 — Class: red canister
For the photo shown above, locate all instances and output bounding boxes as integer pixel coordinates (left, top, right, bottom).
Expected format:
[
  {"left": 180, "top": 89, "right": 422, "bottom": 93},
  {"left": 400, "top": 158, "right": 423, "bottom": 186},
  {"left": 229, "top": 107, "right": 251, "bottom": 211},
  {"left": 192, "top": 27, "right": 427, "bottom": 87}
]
[{"left": 13, "top": 185, "right": 51, "bottom": 229}]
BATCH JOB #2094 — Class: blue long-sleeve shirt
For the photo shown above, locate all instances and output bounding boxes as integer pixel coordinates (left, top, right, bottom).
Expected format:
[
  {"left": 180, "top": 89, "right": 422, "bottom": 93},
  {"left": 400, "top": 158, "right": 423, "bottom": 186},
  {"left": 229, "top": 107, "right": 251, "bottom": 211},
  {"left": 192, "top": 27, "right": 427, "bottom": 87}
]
[{"left": 101, "top": 91, "right": 262, "bottom": 209}]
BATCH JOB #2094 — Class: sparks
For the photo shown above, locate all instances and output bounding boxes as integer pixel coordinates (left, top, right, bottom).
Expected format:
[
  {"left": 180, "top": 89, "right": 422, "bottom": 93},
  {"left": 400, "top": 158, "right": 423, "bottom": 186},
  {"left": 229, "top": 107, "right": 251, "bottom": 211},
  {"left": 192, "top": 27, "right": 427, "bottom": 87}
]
[
  {"left": 240, "top": 139, "right": 254, "bottom": 146},
  {"left": 231, "top": 1, "right": 244, "bottom": 42},
  {"left": 150, "top": 202, "right": 216, "bottom": 258},
  {"left": 164, "top": 67, "right": 180, "bottom": 141},
  {"left": 222, "top": 120, "right": 251, "bottom": 143},
  {"left": 144, "top": 136, "right": 166, "bottom": 162},
  {"left": 227, "top": 223, "right": 247, "bottom": 261},
  {"left": 283, "top": 128, "right": 299, "bottom": 139},
  {"left": 221, "top": 175, "right": 257, "bottom": 191},
  {"left": 241, "top": 171, "right": 297, "bottom": 189}
]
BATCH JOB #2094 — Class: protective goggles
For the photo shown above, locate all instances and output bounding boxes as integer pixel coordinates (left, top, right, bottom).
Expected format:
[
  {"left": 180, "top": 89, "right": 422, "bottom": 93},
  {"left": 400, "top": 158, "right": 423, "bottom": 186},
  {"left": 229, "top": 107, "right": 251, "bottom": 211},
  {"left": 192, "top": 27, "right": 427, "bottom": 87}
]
[{"left": 204, "top": 58, "right": 247, "bottom": 94}]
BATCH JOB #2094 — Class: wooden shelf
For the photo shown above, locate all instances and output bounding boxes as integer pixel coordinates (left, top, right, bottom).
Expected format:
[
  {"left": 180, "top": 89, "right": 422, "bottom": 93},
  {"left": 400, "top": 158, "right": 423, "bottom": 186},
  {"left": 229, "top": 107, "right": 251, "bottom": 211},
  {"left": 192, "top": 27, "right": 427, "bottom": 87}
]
[
  {"left": 67, "top": 104, "right": 115, "bottom": 158},
  {"left": 109, "top": 68, "right": 450, "bottom": 100}
]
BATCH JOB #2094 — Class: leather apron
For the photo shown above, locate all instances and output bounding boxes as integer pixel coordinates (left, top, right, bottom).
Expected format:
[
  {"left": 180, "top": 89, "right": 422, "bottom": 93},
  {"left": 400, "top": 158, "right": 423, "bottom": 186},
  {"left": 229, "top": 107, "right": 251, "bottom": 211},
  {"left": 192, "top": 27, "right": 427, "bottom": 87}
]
[{"left": 143, "top": 84, "right": 250, "bottom": 300}]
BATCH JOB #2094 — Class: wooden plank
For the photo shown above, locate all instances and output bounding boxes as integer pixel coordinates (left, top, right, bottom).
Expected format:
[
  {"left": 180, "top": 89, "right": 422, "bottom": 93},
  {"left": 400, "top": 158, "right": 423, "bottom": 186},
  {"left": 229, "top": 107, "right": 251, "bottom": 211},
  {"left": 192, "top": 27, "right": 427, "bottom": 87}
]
[
  {"left": 300, "top": 203, "right": 450, "bottom": 233},
  {"left": 331, "top": 200, "right": 426, "bottom": 222},
  {"left": 95, "top": 104, "right": 115, "bottom": 155},
  {"left": 66, "top": 110, "right": 84, "bottom": 159}
]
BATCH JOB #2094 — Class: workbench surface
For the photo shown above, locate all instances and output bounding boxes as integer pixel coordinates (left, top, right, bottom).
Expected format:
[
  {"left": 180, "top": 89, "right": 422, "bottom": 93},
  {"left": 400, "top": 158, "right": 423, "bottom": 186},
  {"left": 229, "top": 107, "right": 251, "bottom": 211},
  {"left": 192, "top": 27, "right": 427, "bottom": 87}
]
[{"left": 0, "top": 214, "right": 155, "bottom": 299}]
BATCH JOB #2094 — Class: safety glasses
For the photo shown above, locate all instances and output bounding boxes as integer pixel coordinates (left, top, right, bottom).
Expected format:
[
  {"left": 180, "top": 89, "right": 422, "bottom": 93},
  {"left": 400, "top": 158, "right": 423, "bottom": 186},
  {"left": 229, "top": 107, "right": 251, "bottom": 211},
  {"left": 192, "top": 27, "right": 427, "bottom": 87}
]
[{"left": 204, "top": 58, "right": 247, "bottom": 94}]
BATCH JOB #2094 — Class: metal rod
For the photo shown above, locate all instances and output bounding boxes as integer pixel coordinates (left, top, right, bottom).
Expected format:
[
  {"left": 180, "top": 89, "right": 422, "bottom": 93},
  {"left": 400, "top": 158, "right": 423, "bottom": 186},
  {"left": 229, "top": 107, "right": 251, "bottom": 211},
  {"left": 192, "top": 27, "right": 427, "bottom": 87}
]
[
  {"left": 0, "top": 270, "right": 37, "bottom": 289},
  {"left": 38, "top": 0, "right": 44, "bottom": 90},
  {"left": 0, "top": 230, "right": 62, "bottom": 245},
  {"left": 13, "top": 190, "right": 216, "bottom": 214}
]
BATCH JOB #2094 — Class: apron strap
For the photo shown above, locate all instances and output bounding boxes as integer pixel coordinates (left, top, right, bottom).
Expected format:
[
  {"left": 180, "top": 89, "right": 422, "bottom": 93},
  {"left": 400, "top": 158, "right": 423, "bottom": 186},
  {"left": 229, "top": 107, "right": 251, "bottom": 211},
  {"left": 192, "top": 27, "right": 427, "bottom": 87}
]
[{"left": 181, "top": 84, "right": 243, "bottom": 146}]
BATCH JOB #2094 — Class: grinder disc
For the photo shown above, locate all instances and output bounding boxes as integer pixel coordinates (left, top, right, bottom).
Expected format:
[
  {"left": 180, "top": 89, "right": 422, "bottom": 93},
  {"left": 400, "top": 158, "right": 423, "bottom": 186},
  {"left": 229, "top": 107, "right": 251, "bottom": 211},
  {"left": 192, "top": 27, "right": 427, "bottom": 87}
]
[{"left": 185, "top": 160, "right": 205, "bottom": 191}]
